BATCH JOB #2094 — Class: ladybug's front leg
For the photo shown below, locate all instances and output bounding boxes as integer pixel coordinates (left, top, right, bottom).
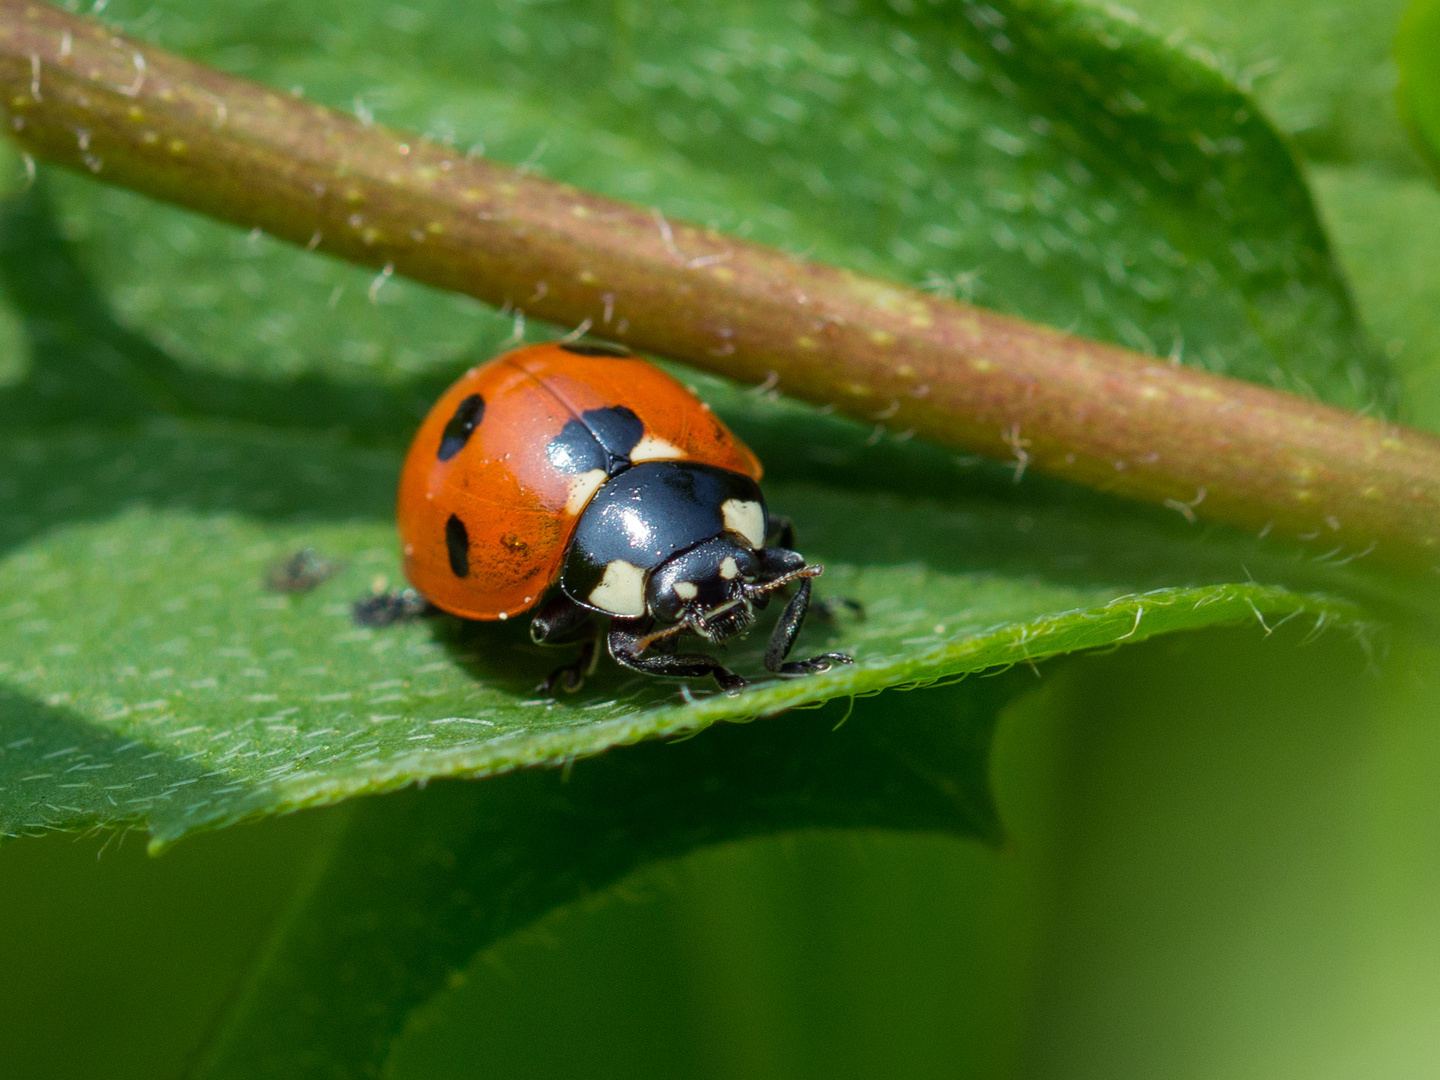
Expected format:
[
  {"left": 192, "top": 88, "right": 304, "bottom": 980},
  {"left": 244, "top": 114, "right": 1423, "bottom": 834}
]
[
  {"left": 607, "top": 622, "right": 749, "bottom": 694},
  {"left": 762, "top": 576, "right": 854, "bottom": 678},
  {"left": 765, "top": 513, "right": 796, "bottom": 550},
  {"left": 531, "top": 595, "right": 603, "bottom": 693}
]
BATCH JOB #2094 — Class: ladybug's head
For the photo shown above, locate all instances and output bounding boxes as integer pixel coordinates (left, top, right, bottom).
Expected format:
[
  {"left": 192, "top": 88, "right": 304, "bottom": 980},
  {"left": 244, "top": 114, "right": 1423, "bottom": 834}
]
[{"left": 646, "top": 536, "right": 761, "bottom": 643}]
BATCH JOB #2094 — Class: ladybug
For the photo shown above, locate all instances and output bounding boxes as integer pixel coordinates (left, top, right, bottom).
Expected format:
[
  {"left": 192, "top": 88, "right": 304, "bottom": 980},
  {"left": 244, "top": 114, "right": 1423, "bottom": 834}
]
[{"left": 383, "top": 340, "right": 853, "bottom": 693}]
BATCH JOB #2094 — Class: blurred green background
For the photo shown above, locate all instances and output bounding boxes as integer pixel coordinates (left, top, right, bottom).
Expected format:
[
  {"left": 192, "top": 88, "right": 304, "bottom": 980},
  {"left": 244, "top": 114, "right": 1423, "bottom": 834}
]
[{"left": 4, "top": 0, "right": 1440, "bottom": 1075}]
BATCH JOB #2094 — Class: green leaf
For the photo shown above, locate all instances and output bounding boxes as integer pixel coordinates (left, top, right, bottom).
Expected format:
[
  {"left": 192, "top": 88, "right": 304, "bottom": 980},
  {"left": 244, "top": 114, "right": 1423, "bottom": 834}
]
[
  {"left": 1397, "top": 0, "right": 1440, "bottom": 180},
  {"left": 1120, "top": 0, "right": 1422, "bottom": 174},
  {"left": 186, "top": 679, "right": 1011, "bottom": 1079},
  {"left": 1309, "top": 163, "right": 1440, "bottom": 431},
  {"left": 0, "top": 0, "right": 1392, "bottom": 849},
  {"left": 0, "top": 410, "right": 1368, "bottom": 845}
]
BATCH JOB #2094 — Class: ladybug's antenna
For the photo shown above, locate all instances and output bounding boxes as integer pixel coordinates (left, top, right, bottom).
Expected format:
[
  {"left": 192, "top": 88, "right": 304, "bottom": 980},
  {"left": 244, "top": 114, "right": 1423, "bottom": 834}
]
[
  {"left": 630, "top": 563, "right": 824, "bottom": 655},
  {"left": 632, "top": 619, "right": 690, "bottom": 654},
  {"left": 746, "top": 563, "right": 824, "bottom": 598}
]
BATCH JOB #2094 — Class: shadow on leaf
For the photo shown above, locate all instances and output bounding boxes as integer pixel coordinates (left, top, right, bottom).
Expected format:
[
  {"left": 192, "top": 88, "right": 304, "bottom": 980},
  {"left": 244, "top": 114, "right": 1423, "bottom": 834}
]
[{"left": 0, "top": 687, "right": 223, "bottom": 837}]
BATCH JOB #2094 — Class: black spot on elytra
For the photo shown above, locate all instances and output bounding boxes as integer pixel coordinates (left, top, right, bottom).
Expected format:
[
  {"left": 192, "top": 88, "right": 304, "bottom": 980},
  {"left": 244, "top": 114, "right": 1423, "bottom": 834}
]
[
  {"left": 445, "top": 514, "right": 470, "bottom": 577},
  {"left": 546, "top": 405, "right": 645, "bottom": 477},
  {"left": 437, "top": 394, "right": 485, "bottom": 461},
  {"left": 559, "top": 341, "right": 631, "bottom": 357}
]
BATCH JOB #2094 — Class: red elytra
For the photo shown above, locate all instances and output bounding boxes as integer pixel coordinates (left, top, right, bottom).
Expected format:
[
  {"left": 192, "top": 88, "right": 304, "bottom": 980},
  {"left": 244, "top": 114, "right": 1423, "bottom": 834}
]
[{"left": 397, "top": 342, "right": 762, "bottom": 621}]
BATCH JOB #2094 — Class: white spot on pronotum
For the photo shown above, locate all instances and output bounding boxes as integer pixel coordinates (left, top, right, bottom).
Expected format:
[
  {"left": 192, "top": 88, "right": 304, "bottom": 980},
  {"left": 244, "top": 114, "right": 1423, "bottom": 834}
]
[
  {"left": 565, "top": 469, "right": 608, "bottom": 515},
  {"left": 674, "top": 581, "right": 699, "bottom": 600},
  {"left": 589, "top": 560, "right": 647, "bottom": 616},
  {"left": 630, "top": 435, "right": 684, "bottom": 463},
  {"left": 718, "top": 557, "right": 739, "bottom": 580},
  {"left": 721, "top": 499, "right": 766, "bottom": 548}
]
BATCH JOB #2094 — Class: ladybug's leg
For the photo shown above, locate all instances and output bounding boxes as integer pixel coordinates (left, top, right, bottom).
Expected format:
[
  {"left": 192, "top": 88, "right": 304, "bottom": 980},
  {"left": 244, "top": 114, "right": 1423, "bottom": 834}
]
[
  {"left": 756, "top": 544, "right": 865, "bottom": 623},
  {"left": 765, "top": 514, "right": 796, "bottom": 550},
  {"left": 607, "top": 623, "right": 749, "bottom": 693},
  {"left": 530, "top": 594, "right": 594, "bottom": 644},
  {"left": 531, "top": 596, "right": 603, "bottom": 693},
  {"left": 762, "top": 576, "right": 854, "bottom": 678},
  {"left": 536, "top": 633, "right": 603, "bottom": 694}
]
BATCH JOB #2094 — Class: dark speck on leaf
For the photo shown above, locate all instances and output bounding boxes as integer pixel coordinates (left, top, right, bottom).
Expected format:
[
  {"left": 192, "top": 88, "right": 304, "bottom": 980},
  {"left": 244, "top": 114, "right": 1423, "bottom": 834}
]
[{"left": 265, "top": 547, "right": 338, "bottom": 593}]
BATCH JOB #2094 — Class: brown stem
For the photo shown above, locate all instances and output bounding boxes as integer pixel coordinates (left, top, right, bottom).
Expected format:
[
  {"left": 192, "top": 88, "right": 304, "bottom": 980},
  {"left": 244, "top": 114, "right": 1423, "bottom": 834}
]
[{"left": 2, "top": 1, "right": 1437, "bottom": 573}]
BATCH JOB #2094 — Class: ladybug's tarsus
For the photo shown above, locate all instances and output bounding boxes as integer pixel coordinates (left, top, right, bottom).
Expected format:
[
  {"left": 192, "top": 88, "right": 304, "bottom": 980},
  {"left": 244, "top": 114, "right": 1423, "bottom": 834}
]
[
  {"left": 531, "top": 597, "right": 604, "bottom": 692},
  {"left": 537, "top": 633, "right": 603, "bottom": 694},
  {"left": 761, "top": 576, "right": 856, "bottom": 679}
]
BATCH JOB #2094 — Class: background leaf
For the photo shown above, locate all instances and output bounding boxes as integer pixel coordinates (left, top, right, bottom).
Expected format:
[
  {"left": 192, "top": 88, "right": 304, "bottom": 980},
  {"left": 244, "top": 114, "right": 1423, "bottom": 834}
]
[
  {"left": 1396, "top": 0, "right": 1440, "bottom": 178},
  {"left": 24, "top": 0, "right": 1383, "bottom": 409},
  {"left": 1119, "top": 0, "right": 1423, "bottom": 173}
]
